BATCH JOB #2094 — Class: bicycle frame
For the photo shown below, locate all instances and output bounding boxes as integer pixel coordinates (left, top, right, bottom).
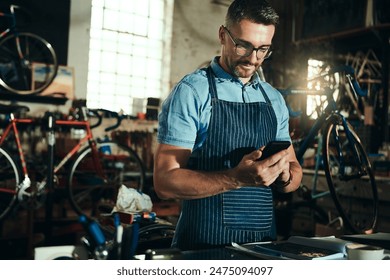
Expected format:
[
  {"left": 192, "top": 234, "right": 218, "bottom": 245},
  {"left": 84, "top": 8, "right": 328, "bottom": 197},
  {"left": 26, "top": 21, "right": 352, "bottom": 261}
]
[
  {"left": 0, "top": 113, "right": 105, "bottom": 197},
  {"left": 278, "top": 65, "right": 379, "bottom": 235},
  {"left": 0, "top": 105, "right": 147, "bottom": 224},
  {"left": 291, "top": 88, "right": 361, "bottom": 200}
]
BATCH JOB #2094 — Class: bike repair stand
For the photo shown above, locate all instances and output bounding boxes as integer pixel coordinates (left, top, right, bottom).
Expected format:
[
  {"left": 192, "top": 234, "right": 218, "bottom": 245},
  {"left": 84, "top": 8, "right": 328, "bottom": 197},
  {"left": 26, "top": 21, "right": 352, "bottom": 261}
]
[{"left": 45, "top": 112, "right": 55, "bottom": 244}]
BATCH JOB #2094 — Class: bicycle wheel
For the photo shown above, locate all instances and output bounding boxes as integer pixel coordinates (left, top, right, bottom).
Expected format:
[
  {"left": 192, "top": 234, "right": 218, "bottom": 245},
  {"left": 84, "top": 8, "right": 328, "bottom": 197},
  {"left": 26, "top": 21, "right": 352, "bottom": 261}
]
[
  {"left": 322, "top": 116, "right": 378, "bottom": 234},
  {"left": 0, "top": 32, "right": 58, "bottom": 95},
  {"left": 68, "top": 140, "right": 146, "bottom": 218},
  {"left": 0, "top": 148, "right": 21, "bottom": 220}
]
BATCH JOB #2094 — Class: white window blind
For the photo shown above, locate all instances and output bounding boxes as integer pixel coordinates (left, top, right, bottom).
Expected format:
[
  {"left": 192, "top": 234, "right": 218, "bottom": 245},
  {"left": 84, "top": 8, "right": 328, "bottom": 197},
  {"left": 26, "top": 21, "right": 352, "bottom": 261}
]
[{"left": 86, "top": 0, "right": 173, "bottom": 115}]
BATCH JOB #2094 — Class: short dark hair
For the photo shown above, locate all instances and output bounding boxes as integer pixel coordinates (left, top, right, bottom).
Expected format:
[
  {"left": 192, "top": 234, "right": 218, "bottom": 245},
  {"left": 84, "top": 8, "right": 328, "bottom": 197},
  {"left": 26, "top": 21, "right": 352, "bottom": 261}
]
[{"left": 225, "top": 0, "right": 279, "bottom": 28}]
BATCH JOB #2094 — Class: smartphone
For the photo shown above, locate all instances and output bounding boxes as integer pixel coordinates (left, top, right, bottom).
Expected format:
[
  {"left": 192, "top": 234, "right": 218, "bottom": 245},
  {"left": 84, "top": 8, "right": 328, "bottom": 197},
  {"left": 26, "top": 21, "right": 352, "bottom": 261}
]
[{"left": 258, "top": 141, "right": 291, "bottom": 160}]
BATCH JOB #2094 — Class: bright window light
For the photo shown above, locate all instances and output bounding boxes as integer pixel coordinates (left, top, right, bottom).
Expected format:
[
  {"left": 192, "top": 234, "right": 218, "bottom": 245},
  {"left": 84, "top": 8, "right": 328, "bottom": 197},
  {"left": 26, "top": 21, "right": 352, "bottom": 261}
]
[
  {"left": 306, "top": 59, "right": 342, "bottom": 119},
  {"left": 86, "top": 0, "right": 174, "bottom": 115}
]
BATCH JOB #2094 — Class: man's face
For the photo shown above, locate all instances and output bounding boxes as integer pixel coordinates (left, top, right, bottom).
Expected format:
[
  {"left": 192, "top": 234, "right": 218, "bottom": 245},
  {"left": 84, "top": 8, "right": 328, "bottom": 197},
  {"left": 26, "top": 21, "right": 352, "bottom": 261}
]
[{"left": 219, "top": 19, "right": 275, "bottom": 83}]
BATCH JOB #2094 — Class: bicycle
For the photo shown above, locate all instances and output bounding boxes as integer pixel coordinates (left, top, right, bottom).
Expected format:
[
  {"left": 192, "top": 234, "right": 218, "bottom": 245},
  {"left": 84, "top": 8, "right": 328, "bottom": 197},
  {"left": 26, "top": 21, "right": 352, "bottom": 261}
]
[
  {"left": 278, "top": 65, "right": 378, "bottom": 236},
  {"left": 0, "top": 5, "right": 58, "bottom": 95},
  {"left": 0, "top": 103, "right": 146, "bottom": 221}
]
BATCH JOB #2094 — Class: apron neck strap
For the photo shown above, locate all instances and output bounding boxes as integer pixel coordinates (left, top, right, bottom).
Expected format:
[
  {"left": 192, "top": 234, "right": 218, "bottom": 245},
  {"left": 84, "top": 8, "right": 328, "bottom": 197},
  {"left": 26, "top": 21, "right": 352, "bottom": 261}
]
[{"left": 206, "top": 66, "right": 218, "bottom": 100}]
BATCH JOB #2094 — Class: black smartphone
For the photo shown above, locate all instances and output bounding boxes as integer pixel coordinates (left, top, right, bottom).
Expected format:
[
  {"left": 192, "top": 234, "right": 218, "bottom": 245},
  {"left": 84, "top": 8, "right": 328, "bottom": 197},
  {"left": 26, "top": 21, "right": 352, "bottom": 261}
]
[{"left": 258, "top": 141, "right": 291, "bottom": 160}]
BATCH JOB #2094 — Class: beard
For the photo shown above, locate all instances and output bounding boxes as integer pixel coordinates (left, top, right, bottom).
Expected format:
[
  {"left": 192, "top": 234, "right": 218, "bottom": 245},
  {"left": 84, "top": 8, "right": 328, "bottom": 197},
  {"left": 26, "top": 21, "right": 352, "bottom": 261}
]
[
  {"left": 234, "top": 65, "right": 255, "bottom": 78},
  {"left": 220, "top": 54, "right": 260, "bottom": 80},
  {"left": 232, "top": 60, "right": 259, "bottom": 79}
]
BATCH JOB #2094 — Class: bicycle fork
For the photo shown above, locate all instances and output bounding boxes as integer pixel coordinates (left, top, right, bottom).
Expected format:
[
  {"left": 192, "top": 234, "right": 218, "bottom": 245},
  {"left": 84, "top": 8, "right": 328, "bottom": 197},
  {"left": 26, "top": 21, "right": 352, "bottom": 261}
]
[{"left": 4, "top": 115, "right": 47, "bottom": 207}]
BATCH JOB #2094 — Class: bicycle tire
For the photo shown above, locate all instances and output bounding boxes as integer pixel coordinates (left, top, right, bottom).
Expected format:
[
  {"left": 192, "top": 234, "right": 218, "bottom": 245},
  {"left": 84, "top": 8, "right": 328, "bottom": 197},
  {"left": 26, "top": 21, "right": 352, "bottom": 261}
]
[
  {"left": 0, "top": 147, "right": 21, "bottom": 220},
  {"left": 67, "top": 140, "right": 146, "bottom": 219},
  {"left": 0, "top": 32, "right": 58, "bottom": 95},
  {"left": 322, "top": 116, "right": 378, "bottom": 234}
]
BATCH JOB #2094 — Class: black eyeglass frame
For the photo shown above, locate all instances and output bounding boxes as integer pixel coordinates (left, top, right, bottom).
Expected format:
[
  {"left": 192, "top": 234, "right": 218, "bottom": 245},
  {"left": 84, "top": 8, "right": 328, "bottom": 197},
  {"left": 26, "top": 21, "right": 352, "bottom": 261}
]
[{"left": 222, "top": 26, "right": 272, "bottom": 60}]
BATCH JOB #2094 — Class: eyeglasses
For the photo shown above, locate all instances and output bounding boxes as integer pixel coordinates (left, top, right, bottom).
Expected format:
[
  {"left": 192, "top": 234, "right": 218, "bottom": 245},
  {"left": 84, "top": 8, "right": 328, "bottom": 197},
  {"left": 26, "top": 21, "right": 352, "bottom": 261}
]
[{"left": 223, "top": 26, "right": 272, "bottom": 60}]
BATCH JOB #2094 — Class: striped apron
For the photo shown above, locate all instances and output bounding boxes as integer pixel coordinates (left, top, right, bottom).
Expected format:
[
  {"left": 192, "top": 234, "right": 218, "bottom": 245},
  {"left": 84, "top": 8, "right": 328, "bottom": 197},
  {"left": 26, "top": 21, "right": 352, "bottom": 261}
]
[{"left": 172, "top": 67, "right": 278, "bottom": 250}]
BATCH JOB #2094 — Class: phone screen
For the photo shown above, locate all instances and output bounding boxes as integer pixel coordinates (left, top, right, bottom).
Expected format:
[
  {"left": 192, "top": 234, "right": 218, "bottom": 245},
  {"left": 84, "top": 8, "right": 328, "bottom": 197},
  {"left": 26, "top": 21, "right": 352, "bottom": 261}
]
[{"left": 258, "top": 141, "right": 291, "bottom": 160}]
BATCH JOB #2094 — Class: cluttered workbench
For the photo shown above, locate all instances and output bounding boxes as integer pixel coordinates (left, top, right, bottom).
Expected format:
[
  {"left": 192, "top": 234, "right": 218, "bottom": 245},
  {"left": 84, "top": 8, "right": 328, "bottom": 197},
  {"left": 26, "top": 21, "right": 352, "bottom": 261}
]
[{"left": 34, "top": 215, "right": 390, "bottom": 261}]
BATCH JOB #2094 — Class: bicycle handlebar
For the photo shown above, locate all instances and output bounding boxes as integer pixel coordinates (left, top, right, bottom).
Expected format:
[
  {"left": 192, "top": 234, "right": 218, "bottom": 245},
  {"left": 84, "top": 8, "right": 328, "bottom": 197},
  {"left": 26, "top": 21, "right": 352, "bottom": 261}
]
[
  {"left": 329, "top": 65, "right": 367, "bottom": 97},
  {"left": 280, "top": 64, "right": 367, "bottom": 98},
  {"left": 88, "top": 108, "right": 137, "bottom": 131},
  {"left": 1, "top": 5, "right": 32, "bottom": 28},
  {"left": 278, "top": 65, "right": 368, "bottom": 118},
  {"left": 324, "top": 65, "right": 368, "bottom": 97},
  {"left": 346, "top": 74, "right": 368, "bottom": 97}
]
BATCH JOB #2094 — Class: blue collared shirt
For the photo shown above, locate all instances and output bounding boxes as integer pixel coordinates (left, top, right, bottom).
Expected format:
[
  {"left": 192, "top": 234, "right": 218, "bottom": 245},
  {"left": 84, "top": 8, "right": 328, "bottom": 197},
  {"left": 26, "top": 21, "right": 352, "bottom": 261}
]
[{"left": 157, "top": 57, "right": 291, "bottom": 151}]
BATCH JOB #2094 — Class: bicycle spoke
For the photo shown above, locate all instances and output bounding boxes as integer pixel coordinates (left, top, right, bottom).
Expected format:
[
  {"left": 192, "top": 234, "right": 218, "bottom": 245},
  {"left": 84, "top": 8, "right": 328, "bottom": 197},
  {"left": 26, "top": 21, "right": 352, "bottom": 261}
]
[
  {"left": 0, "top": 33, "right": 57, "bottom": 94},
  {"left": 68, "top": 141, "right": 145, "bottom": 219}
]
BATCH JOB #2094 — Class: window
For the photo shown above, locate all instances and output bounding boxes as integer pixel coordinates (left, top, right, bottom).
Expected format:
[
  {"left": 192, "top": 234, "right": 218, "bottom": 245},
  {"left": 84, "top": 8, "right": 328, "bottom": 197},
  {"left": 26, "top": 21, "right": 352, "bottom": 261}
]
[{"left": 86, "top": 0, "right": 174, "bottom": 115}]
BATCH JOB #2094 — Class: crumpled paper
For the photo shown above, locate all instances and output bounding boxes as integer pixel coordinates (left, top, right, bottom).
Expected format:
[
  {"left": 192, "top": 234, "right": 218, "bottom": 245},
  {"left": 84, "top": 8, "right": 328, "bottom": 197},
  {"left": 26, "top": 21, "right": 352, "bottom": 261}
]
[{"left": 112, "top": 185, "right": 153, "bottom": 213}]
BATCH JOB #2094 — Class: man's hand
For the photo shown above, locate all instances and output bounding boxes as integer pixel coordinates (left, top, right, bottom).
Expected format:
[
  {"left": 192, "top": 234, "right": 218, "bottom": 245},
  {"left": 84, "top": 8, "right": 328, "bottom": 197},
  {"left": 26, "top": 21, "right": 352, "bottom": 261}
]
[{"left": 231, "top": 147, "right": 290, "bottom": 187}]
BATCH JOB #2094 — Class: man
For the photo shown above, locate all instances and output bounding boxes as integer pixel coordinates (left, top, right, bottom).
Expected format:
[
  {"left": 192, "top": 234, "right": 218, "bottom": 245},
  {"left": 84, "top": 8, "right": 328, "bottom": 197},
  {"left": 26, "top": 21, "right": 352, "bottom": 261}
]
[{"left": 153, "top": 0, "right": 302, "bottom": 250}]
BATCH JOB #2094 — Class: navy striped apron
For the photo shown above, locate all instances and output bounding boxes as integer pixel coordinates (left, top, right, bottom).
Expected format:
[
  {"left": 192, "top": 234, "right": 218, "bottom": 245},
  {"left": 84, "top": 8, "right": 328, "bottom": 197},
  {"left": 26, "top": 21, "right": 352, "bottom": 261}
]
[{"left": 172, "top": 67, "right": 278, "bottom": 250}]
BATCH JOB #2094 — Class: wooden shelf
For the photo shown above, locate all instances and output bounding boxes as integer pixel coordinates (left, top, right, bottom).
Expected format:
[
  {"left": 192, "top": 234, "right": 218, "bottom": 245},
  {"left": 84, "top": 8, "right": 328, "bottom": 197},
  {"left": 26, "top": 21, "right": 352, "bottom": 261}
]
[{"left": 0, "top": 90, "right": 68, "bottom": 105}]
